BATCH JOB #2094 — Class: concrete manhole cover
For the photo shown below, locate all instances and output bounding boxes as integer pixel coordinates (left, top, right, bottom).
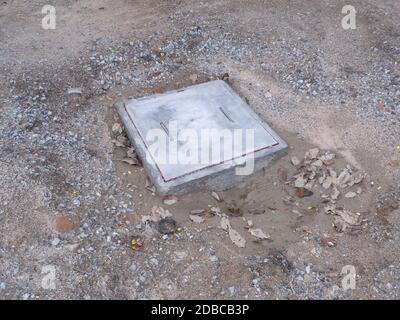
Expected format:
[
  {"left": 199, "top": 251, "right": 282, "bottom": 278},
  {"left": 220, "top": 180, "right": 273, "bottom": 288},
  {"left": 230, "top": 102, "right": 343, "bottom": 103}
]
[{"left": 116, "top": 80, "right": 287, "bottom": 195}]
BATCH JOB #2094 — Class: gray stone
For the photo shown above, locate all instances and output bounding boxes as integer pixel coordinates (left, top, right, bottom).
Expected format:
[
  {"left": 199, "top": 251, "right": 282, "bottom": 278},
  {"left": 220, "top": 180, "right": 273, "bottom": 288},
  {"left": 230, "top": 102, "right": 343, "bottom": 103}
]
[
  {"left": 116, "top": 80, "right": 288, "bottom": 195},
  {"left": 150, "top": 257, "right": 159, "bottom": 268},
  {"left": 51, "top": 238, "right": 60, "bottom": 246},
  {"left": 129, "top": 263, "right": 138, "bottom": 273}
]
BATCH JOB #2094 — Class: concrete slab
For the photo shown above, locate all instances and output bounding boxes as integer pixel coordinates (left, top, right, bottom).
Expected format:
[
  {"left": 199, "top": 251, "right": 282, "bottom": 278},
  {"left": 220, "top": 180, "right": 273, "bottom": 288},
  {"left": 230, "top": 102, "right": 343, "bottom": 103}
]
[{"left": 115, "top": 80, "right": 288, "bottom": 195}]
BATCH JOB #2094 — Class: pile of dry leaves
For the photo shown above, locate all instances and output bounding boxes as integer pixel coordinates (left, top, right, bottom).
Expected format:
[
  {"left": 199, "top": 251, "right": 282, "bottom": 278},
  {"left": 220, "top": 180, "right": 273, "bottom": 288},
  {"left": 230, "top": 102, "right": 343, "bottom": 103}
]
[
  {"left": 111, "top": 122, "right": 140, "bottom": 166},
  {"left": 290, "top": 148, "right": 366, "bottom": 233}
]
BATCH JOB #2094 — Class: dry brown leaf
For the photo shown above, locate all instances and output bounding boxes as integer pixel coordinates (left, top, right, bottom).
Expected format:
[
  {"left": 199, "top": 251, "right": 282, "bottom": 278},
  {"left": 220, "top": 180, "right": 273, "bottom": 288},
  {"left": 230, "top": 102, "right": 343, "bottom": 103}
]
[
  {"left": 211, "top": 191, "right": 222, "bottom": 202},
  {"left": 220, "top": 216, "right": 230, "bottom": 231},
  {"left": 111, "top": 139, "right": 125, "bottom": 147},
  {"left": 190, "top": 209, "right": 206, "bottom": 215},
  {"left": 228, "top": 228, "right": 246, "bottom": 248},
  {"left": 337, "top": 169, "right": 351, "bottom": 188},
  {"left": 319, "top": 153, "right": 335, "bottom": 163},
  {"left": 323, "top": 159, "right": 335, "bottom": 166},
  {"left": 306, "top": 148, "right": 319, "bottom": 159},
  {"left": 336, "top": 210, "right": 360, "bottom": 226},
  {"left": 116, "top": 135, "right": 128, "bottom": 144},
  {"left": 348, "top": 171, "right": 365, "bottom": 186},
  {"left": 121, "top": 157, "right": 139, "bottom": 166},
  {"left": 291, "top": 156, "right": 301, "bottom": 166},
  {"left": 151, "top": 206, "right": 172, "bottom": 220},
  {"left": 322, "top": 176, "right": 333, "bottom": 189},
  {"left": 162, "top": 195, "right": 178, "bottom": 206},
  {"left": 112, "top": 123, "right": 123, "bottom": 134},
  {"left": 331, "top": 187, "right": 340, "bottom": 200},
  {"left": 333, "top": 216, "right": 347, "bottom": 233},
  {"left": 126, "top": 147, "right": 136, "bottom": 158},
  {"left": 221, "top": 73, "right": 229, "bottom": 82},
  {"left": 248, "top": 228, "right": 270, "bottom": 240},
  {"left": 295, "top": 187, "right": 313, "bottom": 198},
  {"left": 227, "top": 204, "right": 241, "bottom": 216},
  {"left": 210, "top": 207, "right": 222, "bottom": 216},
  {"left": 311, "top": 159, "right": 323, "bottom": 167}
]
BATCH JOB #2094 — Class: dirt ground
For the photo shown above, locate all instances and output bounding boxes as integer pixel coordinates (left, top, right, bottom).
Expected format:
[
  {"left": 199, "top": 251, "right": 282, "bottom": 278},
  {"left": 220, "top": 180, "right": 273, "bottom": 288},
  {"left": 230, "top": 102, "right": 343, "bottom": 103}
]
[{"left": 0, "top": 0, "right": 399, "bottom": 299}]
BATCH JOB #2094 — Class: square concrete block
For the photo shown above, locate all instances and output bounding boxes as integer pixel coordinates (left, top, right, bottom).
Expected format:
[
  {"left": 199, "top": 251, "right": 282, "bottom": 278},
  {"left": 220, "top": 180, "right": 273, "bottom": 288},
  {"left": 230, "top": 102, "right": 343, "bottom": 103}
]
[{"left": 115, "top": 80, "right": 288, "bottom": 195}]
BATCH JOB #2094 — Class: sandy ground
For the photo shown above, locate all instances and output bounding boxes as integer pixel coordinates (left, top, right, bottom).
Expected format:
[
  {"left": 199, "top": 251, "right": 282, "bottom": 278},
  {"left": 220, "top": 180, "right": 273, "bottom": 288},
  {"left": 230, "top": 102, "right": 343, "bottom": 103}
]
[{"left": 0, "top": 0, "right": 399, "bottom": 299}]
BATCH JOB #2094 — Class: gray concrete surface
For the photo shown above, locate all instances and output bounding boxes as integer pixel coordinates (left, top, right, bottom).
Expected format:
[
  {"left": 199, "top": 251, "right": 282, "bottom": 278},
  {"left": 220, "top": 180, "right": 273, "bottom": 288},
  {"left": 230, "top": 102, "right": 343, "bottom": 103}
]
[{"left": 116, "top": 80, "right": 288, "bottom": 195}]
